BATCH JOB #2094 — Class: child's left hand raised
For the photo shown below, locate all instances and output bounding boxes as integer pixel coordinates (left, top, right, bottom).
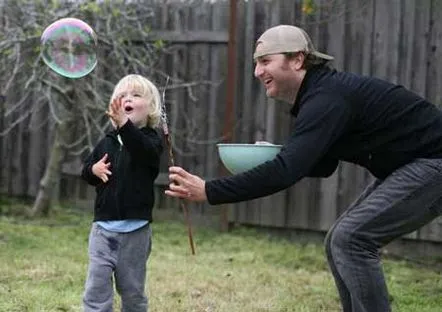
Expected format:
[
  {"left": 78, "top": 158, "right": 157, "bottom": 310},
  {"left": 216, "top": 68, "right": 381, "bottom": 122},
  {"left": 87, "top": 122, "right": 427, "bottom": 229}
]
[{"left": 107, "top": 96, "right": 129, "bottom": 128}]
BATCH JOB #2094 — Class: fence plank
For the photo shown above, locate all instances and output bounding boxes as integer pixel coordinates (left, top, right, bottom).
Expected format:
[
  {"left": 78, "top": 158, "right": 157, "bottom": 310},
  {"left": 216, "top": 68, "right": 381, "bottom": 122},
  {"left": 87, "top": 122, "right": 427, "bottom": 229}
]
[
  {"left": 286, "top": 179, "right": 312, "bottom": 229},
  {"left": 426, "top": 0, "right": 442, "bottom": 104},
  {"left": 318, "top": 173, "right": 340, "bottom": 231},
  {"left": 398, "top": 0, "right": 416, "bottom": 89},
  {"left": 325, "top": 0, "right": 346, "bottom": 70},
  {"left": 372, "top": 0, "right": 402, "bottom": 82},
  {"left": 240, "top": 0, "right": 255, "bottom": 143},
  {"left": 170, "top": 3, "right": 190, "bottom": 171},
  {"left": 207, "top": 0, "right": 228, "bottom": 179},
  {"left": 410, "top": 0, "right": 431, "bottom": 96},
  {"left": 346, "top": 0, "right": 370, "bottom": 74}
]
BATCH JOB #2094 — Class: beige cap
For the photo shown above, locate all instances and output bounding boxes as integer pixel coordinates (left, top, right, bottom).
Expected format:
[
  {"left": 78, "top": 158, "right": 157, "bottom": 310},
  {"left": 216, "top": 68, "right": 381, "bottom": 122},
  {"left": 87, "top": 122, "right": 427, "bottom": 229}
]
[{"left": 253, "top": 25, "right": 334, "bottom": 61}]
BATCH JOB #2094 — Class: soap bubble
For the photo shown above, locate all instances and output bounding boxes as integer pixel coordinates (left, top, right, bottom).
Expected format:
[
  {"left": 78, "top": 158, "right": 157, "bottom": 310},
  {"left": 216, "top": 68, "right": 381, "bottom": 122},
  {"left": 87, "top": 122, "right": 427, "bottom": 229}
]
[{"left": 41, "top": 18, "right": 97, "bottom": 79}]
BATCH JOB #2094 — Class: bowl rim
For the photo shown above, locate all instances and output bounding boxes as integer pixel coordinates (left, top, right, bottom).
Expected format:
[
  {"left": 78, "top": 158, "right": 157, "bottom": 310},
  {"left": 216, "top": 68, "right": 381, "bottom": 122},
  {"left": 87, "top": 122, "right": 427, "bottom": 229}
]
[{"left": 216, "top": 143, "right": 283, "bottom": 148}]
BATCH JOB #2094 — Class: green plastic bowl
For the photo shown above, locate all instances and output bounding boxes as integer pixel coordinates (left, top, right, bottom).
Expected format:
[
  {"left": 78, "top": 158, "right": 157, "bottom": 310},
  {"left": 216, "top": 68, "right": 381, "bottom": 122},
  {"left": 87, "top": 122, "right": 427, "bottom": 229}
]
[{"left": 217, "top": 143, "right": 282, "bottom": 174}]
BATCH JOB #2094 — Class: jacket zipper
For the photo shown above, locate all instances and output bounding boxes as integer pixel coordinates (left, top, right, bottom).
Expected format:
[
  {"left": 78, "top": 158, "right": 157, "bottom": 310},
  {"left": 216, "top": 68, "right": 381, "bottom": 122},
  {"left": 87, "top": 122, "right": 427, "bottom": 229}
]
[{"left": 115, "top": 135, "right": 123, "bottom": 218}]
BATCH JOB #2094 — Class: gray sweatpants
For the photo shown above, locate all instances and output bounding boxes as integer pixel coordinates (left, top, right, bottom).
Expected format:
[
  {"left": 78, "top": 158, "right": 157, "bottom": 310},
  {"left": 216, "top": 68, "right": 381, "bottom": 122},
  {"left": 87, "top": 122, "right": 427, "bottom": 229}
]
[
  {"left": 325, "top": 158, "right": 442, "bottom": 312},
  {"left": 83, "top": 223, "right": 152, "bottom": 312}
]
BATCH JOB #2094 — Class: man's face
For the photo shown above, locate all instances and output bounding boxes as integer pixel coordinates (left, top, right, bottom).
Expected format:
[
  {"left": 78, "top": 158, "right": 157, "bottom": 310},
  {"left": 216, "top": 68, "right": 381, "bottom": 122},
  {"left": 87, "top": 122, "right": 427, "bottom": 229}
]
[
  {"left": 254, "top": 50, "right": 302, "bottom": 103},
  {"left": 118, "top": 88, "right": 150, "bottom": 128}
]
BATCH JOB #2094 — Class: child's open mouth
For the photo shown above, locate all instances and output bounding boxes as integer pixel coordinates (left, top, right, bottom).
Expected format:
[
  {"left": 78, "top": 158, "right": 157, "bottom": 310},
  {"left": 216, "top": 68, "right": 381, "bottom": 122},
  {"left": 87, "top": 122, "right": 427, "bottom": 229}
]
[{"left": 124, "top": 105, "right": 134, "bottom": 113}]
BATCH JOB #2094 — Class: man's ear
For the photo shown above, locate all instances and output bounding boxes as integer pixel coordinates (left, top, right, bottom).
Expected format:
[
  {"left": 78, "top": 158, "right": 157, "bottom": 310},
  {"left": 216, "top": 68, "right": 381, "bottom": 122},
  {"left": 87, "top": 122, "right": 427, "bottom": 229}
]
[{"left": 290, "top": 52, "right": 305, "bottom": 71}]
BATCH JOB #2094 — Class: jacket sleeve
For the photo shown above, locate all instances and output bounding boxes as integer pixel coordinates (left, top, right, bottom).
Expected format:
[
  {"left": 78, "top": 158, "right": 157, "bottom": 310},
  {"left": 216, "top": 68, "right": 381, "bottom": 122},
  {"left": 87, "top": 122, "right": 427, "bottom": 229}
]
[
  {"left": 118, "top": 120, "right": 163, "bottom": 165},
  {"left": 307, "top": 157, "right": 339, "bottom": 177},
  {"left": 205, "top": 91, "right": 351, "bottom": 205}
]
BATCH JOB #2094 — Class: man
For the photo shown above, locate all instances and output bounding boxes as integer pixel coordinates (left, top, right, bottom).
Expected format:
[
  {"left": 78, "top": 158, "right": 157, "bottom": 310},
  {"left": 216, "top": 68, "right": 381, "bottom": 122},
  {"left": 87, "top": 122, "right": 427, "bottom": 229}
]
[{"left": 165, "top": 25, "right": 442, "bottom": 312}]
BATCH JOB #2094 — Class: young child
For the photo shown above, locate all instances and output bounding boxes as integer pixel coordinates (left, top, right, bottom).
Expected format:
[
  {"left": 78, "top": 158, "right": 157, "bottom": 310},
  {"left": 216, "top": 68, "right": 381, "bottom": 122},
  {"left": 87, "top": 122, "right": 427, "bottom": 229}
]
[{"left": 81, "top": 74, "right": 163, "bottom": 312}]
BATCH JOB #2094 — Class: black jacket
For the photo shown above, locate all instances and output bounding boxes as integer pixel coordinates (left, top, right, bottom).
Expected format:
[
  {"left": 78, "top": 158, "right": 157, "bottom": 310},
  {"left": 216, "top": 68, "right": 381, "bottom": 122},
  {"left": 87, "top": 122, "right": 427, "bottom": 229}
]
[
  {"left": 206, "top": 65, "right": 442, "bottom": 204},
  {"left": 81, "top": 120, "right": 163, "bottom": 221}
]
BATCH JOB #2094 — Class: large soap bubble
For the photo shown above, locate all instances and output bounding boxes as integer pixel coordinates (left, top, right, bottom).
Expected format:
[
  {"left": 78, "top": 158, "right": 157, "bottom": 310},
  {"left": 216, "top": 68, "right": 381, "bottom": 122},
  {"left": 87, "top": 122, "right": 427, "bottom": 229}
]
[{"left": 41, "top": 18, "right": 97, "bottom": 79}]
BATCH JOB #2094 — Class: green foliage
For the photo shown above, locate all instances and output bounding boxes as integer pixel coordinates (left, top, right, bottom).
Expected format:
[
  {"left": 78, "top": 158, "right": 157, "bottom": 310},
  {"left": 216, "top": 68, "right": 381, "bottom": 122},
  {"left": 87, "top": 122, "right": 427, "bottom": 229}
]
[
  {"left": 79, "top": 2, "right": 101, "bottom": 14},
  {"left": 51, "top": 0, "right": 60, "bottom": 10},
  {"left": 111, "top": 7, "right": 121, "bottom": 18},
  {"left": 154, "top": 39, "right": 165, "bottom": 49},
  {"left": 302, "top": 0, "right": 316, "bottom": 16}
]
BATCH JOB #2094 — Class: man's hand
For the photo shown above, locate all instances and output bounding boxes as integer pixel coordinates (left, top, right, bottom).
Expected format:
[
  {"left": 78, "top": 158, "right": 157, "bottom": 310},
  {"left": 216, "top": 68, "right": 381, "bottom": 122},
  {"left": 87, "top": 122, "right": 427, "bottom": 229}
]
[
  {"left": 107, "top": 96, "right": 128, "bottom": 128},
  {"left": 92, "top": 153, "right": 112, "bottom": 183},
  {"left": 165, "top": 166, "right": 207, "bottom": 202}
]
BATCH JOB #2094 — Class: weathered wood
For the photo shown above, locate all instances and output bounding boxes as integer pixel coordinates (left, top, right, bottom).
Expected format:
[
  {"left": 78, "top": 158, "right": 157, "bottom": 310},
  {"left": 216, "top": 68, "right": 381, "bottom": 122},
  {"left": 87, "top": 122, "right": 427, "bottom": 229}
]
[
  {"left": 206, "top": 1, "right": 228, "bottom": 179},
  {"left": 372, "top": 0, "right": 402, "bottom": 82},
  {"left": 346, "top": 0, "right": 369, "bottom": 74},
  {"left": 426, "top": 0, "right": 442, "bottom": 104},
  {"left": 325, "top": 0, "right": 346, "bottom": 70},
  {"left": 1, "top": 0, "right": 441, "bottom": 244},
  {"left": 286, "top": 179, "right": 312, "bottom": 229},
  {"left": 146, "top": 30, "right": 228, "bottom": 43},
  {"left": 317, "top": 173, "right": 339, "bottom": 231},
  {"left": 410, "top": 0, "right": 431, "bottom": 96},
  {"left": 399, "top": 0, "right": 417, "bottom": 89},
  {"left": 170, "top": 3, "right": 189, "bottom": 170},
  {"left": 240, "top": 0, "right": 255, "bottom": 143}
]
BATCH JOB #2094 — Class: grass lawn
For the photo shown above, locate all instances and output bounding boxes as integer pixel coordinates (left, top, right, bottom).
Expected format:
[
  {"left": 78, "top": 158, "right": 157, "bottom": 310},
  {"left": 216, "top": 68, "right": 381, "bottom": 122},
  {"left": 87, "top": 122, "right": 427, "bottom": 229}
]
[{"left": 0, "top": 201, "right": 441, "bottom": 311}]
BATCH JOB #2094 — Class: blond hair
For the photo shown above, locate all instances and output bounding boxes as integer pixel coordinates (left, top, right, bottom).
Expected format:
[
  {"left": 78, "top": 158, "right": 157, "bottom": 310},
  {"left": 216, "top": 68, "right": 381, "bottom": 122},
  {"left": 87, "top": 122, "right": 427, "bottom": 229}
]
[{"left": 110, "top": 74, "right": 162, "bottom": 128}]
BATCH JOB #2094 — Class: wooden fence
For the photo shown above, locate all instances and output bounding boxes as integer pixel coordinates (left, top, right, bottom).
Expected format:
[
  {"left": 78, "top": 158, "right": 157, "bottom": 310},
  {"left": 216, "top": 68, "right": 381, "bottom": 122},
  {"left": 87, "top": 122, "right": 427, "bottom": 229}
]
[{"left": 1, "top": 0, "right": 442, "bottom": 244}]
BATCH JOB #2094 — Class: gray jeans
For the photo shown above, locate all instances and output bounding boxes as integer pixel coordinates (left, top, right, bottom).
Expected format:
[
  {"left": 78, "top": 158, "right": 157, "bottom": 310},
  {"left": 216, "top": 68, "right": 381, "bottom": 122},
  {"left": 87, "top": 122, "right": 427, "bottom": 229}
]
[
  {"left": 325, "top": 158, "right": 442, "bottom": 312},
  {"left": 83, "top": 223, "right": 152, "bottom": 312}
]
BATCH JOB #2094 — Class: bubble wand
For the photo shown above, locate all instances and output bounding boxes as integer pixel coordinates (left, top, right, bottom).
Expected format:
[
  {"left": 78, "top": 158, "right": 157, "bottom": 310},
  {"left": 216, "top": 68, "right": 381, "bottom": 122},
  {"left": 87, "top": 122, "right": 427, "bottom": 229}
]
[{"left": 160, "top": 77, "right": 196, "bottom": 255}]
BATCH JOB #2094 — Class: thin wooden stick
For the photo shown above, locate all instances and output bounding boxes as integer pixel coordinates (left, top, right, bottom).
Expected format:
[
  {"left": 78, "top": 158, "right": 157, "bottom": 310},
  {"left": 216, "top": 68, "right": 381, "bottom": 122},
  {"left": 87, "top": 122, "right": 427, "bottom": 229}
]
[
  {"left": 163, "top": 131, "right": 196, "bottom": 255},
  {"left": 161, "top": 77, "right": 196, "bottom": 255}
]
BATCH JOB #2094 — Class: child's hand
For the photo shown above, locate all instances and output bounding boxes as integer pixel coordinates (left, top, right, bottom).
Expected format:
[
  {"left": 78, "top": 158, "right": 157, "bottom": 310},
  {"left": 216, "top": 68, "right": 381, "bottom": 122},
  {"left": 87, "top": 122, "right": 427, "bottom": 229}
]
[
  {"left": 107, "top": 96, "right": 128, "bottom": 128},
  {"left": 92, "top": 153, "right": 112, "bottom": 183}
]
